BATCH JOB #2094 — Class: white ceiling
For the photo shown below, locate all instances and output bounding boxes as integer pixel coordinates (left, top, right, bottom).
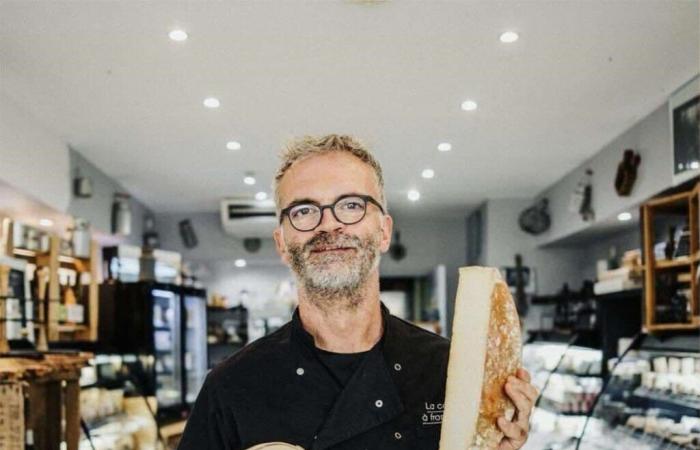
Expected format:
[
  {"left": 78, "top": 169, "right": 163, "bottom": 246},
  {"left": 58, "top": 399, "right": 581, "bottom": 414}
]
[{"left": 1, "top": 0, "right": 698, "bottom": 218}]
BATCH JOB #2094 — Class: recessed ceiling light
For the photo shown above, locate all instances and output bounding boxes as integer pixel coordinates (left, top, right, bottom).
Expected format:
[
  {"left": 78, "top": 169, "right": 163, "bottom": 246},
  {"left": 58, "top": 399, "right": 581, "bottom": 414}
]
[
  {"left": 421, "top": 169, "right": 435, "bottom": 179},
  {"left": 461, "top": 100, "right": 478, "bottom": 111},
  {"left": 499, "top": 31, "right": 519, "bottom": 43},
  {"left": 226, "top": 141, "right": 241, "bottom": 151},
  {"left": 617, "top": 212, "right": 632, "bottom": 222},
  {"left": 437, "top": 142, "right": 452, "bottom": 152},
  {"left": 203, "top": 97, "right": 220, "bottom": 108},
  {"left": 234, "top": 259, "right": 247, "bottom": 268},
  {"left": 168, "top": 29, "right": 188, "bottom": 42},
  {"left": 407, "top": 190, "right": 420, "bottom": 202},
  {"left": 255, "top": 192, "right": 268, "bottom": 201},
  {"left": 39, "top": 218, "right": 53, "bottom": 227},
  {"left": 244, "top": 175, "right": 256, "bottom": 185},
  {"left": 690, "top": 161, "right": 699, "bottom": 170}
]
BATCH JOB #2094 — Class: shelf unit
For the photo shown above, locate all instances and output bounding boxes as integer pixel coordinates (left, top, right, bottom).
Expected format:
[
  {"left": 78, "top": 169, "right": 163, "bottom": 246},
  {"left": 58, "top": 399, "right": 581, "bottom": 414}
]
[
  {"left": 641, "top": 181, "right": 700, "bottom": 332},
  {"left": 0, "top": 218, "right": 100, "bottom": 348}
]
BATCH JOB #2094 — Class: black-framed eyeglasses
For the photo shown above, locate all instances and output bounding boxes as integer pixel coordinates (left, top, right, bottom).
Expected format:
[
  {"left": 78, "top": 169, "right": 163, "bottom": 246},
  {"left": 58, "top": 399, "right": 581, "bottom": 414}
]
[{"left": 279, "top": 194, "right": 385, "bottom": 232}]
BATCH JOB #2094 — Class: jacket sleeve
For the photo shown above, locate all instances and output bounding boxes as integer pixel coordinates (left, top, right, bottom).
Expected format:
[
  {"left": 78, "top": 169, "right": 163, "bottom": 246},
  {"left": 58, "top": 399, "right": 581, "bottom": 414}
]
[{"left": 178, "top": 376, "right": 242, "bottom": 450}]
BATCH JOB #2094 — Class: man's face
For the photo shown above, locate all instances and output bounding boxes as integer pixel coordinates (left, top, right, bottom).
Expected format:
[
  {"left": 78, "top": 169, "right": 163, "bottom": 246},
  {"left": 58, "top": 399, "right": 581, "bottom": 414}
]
[{"left": 273, "top": 152, "right": 393, "bottom": 298}]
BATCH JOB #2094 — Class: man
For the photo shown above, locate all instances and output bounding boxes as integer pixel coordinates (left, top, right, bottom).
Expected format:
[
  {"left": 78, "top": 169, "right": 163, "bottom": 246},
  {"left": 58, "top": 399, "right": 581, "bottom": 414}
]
[{"left": 179, "top": 134, "right": 538, "bottom": 450}]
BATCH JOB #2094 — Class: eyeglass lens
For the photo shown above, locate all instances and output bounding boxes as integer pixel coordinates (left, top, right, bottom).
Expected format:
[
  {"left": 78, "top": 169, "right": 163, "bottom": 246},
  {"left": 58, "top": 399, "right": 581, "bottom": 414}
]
[{"left": 288, "top": 196, "right": 367, "bottom": 230}]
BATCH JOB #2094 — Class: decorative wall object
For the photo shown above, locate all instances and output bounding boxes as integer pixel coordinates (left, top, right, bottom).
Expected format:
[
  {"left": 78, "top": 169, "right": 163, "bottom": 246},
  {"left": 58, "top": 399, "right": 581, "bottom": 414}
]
[
  {"left": 614, "top": 149, "right": 641, "bottom": 196},
  {"left": 569, "top": 169, "right": 595, "bottom": 221},
  {"left": 179, "top": 219, "right": 198, "bottom": 249},
  {"left": 389, "top": 230, "right": 406, "bottom": 261},
  {"left": 243, "top": 238, "right": 262, "bottom": 253},
  {"left": 142, "top": 216, "right": 160, "bottom": 249},
  {"left": 111, "top": 193, "right": 132, "bottom": 236},
  {"left": 518, "top": 198, "right": 551, "bottom": 235},
  {"left": 72, "top": 168, "right": 93, "bottom": 199}
]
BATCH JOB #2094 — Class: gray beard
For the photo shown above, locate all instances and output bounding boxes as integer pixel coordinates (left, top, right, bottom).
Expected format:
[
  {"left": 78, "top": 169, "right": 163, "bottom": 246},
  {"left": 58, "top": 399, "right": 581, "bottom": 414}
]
[{"left": 287, "top": 231, "right": 381, "bottom": 310}]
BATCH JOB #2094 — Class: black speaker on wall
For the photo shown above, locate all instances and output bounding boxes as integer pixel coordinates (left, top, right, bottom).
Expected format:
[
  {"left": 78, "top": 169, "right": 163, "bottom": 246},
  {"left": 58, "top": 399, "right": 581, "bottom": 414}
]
[{"left": 179, "top": 219, "right": 198, "bottom": 249}]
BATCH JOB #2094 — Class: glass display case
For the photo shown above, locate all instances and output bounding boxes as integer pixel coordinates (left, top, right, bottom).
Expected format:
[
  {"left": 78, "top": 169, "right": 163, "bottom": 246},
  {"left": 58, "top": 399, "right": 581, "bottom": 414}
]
[{"left": 182, "top": 287, "right": 207, "bottom": 405}]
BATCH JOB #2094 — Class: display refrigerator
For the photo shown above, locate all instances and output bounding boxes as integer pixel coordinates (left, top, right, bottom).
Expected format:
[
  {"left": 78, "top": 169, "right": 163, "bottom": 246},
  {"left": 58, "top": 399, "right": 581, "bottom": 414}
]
[
  {"left": 181, "top": 287, "right": 208, "bottom": 406},
  {"left": 99, "top": 281, "right": 208, "bottom": 420}
]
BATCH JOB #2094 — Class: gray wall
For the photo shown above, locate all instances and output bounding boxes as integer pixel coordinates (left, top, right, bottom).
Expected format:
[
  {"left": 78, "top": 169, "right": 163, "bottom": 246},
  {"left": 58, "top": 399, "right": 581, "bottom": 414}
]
[
  {"left": 0, "top": 93, "right": 71, "bottom": 212},
  {"left": 482, "top": 198, "right": 585, "bottom": 295},
  {"left": 534, "top": 100, "right": 677, "bottom": 246},
  {"left": 69, "top": 149, "right": 153, "bottom": 246}
]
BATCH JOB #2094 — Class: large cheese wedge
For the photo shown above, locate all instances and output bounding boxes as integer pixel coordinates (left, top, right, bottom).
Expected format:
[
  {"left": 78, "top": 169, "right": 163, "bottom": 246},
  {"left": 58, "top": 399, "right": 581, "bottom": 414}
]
[{"left": 439, "top": 267, "right": 522, "bottom": 450}]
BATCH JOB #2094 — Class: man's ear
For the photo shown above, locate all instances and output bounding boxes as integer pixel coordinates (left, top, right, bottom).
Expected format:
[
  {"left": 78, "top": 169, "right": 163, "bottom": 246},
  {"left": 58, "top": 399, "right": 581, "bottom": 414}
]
[
  {"left": 379, "top": 214, "right": 393, "bottom": 253},
  {"left": 273, "top": 226, "right": 290, "bottom": 266}
]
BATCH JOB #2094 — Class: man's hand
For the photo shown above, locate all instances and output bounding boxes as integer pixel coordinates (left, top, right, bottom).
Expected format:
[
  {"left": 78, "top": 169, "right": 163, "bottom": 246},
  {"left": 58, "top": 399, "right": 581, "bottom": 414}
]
[{"left": 497, "top": 368, "right": 538, "bottom": 450}]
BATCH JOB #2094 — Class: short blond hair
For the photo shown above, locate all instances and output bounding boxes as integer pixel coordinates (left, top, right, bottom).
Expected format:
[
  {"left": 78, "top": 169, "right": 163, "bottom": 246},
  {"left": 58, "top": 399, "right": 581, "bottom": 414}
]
[{"left": 273, "top": 134, "right": 386, "bottom": 213}]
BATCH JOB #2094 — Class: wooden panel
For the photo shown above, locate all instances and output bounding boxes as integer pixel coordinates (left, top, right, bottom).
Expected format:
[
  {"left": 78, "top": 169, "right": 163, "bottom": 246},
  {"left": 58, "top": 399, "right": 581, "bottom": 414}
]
[
  {"left": 0, "top": 383, "right": 24, "bottom": 450},
  {"left": 27, "top": 380, "right": 61, "bottom": 450},
  {"left": 642, "top": 205, "right": 655, "bottom": 328},
  {"left": 0, "top": 265, "right": 9, "bottom": 353},
  {"left": 64, "top": 379, "right": 81, "bottom": 450},
  {"left": 47, "top": 237, "right": 60, "bottom": 342},
  {"left": 655, "top": 257, "right": 693, "bottom": 269},
  {"left": 646, "top": 191, "right": 691, "bottom": 209}
]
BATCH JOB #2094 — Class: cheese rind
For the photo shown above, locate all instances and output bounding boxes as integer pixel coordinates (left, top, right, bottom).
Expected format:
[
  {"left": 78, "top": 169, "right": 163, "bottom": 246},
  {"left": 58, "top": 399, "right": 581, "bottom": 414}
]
[
  {"left": 246, "top": 443, "right": 304, "bottom": 450},
  {"left": 439, "top": 267, "right": 522, "bottom": 450}
]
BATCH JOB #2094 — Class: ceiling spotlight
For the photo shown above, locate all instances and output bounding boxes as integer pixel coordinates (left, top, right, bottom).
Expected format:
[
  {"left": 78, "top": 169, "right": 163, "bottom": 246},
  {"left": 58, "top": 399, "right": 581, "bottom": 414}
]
[
  {"left": 499, "top": 31, "right": 519, "bottom": 43},
  {"left": 39, "top": 218, "right": 54, "bottom": 227},
  {"left": 437, "top": 142, "right": 452, "bottom": 152},
  {"left": 226, "top": 141, "right": 241, "bottom": 151},
  {"left": 255, "top": 192, "right": 268, "bottom": 201},
  {"left": 203, "top": 97, "right": 220, "bottom": 108},
  {"left": 421, "top": 169, "right": 435, "bottom": 179},
  {"left": 168, "top": 29, "right": 188, "bottom": 42},
  {"left": 234, "top": 259, "right": 247, "bottom": 268},
  {"left": 407, "top": 190, "right": 420, "bottom": 202},
  {"left": 617, "top": 212, "right": 632, "bottom": 222},
  {"left": 244, "top": 175, "right": 256, "bottom": 185},
  {"left": 461, "top": 100, "right": 478, "bottom": 111}
]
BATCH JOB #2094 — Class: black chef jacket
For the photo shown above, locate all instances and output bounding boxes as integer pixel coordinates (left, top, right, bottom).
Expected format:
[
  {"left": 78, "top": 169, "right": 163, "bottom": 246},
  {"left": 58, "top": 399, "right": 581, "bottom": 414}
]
[{"left": 178, "top": 304, "right": 450, "bottom": 450}]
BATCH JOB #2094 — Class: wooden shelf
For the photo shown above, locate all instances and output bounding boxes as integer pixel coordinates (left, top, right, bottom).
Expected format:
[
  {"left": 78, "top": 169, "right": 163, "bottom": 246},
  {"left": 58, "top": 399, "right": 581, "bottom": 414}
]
[
  {"left": 646, "top": 316, "right": 700, "bottom": 331},
  {"left": 56, "top": 324, "right": 88, "bottom": 333},
  {"left": 655, "top": 257, "right": 693, "bottom": 269},
  {"left": 645, "top": 191, "right": 691, "bottom": 209},
  {"left": 643, "top": 182, "right": 700, "bottom": 332}
]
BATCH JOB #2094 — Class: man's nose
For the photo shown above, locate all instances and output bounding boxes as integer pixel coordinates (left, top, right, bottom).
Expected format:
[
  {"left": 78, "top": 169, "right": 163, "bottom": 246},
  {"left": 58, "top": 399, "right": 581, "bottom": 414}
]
[{"left": 314, "top": 206, "right": 344, "bottom": 233}]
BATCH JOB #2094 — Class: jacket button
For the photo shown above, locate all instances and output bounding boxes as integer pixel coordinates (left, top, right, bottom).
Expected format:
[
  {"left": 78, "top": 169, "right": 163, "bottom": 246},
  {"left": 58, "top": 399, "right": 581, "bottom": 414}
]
[
  {"left": 296, "top": 367, "right": 305, "bottom": 376},
  {"left": 374, "top": 399, "right": 383, "bottom": 408},
  {"left": 394, "top": 432, "right": 402, "bottom": 440},
  {"left": 394, "top": 363, "right": 402, "bottom": 371}
]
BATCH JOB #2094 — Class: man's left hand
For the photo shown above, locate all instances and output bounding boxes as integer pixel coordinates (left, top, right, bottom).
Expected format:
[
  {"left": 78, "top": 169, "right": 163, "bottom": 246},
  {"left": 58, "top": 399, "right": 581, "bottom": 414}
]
[{"left": 497, "top": 367, "right": 538, "bottom": 450}]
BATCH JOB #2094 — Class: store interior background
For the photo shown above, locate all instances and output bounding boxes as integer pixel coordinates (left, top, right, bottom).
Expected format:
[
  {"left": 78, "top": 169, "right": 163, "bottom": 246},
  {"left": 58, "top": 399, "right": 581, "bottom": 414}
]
[{"left": 0, "top": 1, "right": 699, "bottom": 449}]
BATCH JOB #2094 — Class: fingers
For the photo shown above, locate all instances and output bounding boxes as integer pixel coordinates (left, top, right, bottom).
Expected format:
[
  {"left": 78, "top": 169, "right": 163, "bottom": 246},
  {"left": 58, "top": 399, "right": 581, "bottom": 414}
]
[
  {"left": 505, "top": 381, "right": 533, "bottom": 426},
  {"left": 497, "top": 369, "right": 537, "bottom": 450},
  {"left": 516, "top": 367, "right": 531, "bottom": 383},
  {"left": 508, "top": 375, "right": 539, "bottom": 404},
  {"left": 497, "top": 416, "right": 527, "bottom": 445}
]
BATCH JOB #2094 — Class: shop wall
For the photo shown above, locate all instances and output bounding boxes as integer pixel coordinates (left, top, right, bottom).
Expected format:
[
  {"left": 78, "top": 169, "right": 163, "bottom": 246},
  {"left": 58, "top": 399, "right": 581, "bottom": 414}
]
[
  {"left": 482, "top": 198, "right": 585, "bottom": 295},
  {"left": 534, "top": 78, "right": 697, "bottom": 246},
  {"left": 68, "top": 149, "right": 152, "bottom": 246},
  {"left": 0, "top": 93, "right": 71, "bottom": 212}
]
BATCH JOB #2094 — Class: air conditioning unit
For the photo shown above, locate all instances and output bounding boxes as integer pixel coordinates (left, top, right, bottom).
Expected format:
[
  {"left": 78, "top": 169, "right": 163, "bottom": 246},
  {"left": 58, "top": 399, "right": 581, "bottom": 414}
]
[{"left": 220, "top": 198, "right": 277, "bottom": 239}]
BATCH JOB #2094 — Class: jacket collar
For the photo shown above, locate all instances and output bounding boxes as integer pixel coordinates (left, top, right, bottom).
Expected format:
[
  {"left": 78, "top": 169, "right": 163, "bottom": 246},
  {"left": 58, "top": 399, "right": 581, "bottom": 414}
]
[{"left": 289, "top": 302, "right": 404, "bottom": 450}]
